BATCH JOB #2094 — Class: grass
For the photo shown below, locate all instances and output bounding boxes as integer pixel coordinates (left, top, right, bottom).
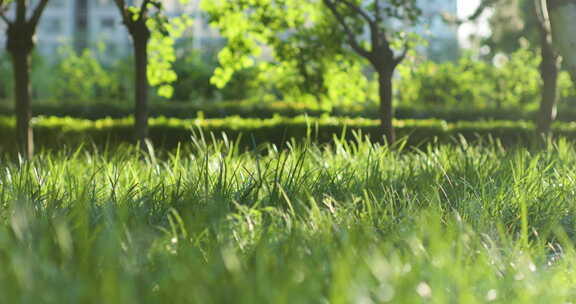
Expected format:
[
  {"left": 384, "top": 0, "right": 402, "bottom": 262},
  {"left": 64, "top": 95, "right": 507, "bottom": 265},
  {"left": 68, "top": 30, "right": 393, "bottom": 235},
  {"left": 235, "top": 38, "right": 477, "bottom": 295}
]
[{"left": 2, "top": 134, "right": 576, "bottom": 303}]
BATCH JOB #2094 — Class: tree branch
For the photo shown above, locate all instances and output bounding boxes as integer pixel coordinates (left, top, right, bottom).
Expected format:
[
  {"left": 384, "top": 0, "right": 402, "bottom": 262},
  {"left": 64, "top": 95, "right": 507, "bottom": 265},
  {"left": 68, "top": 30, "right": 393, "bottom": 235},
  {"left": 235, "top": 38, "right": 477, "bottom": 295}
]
[
  {"left": 465, "top": 0, "right": 499, "bottom": 22},
  {"left": 0, "top": 12, "right": 9, "bottom": 25},
  {"left": 0, "top": 2, "right": 11, "bottom": 25},
  {"left": 394, "top": 45, "right": 409, "bottom": 67},
  {"left": 29, "top": 0, "right": 50, "bottom": 29},
  {"left": 534, "top": 0, "right": 551, "bottom": 34},
  {"left": 113, "top": 0, "right": 128, "bottom": 23},
  {"left": 338, "top": 0, "right": 381, "bottom": 51},
  {"left": 139, "top": 0, "right": 153, "bottom": 19},
  {"left": 339, "top": 0, "right": 375, "bottom": 24},
  {"left": 323, "top": 0, "right": 371, "bottom": 59},
  {"left": 374, "top": 0, "right": 382, "bottom": 23},
  {"left": 444, "top": 0, "right": 500, "bottom": 25},
  {"left": 15, "top": 0, "right": 25, "bottom": 22},
  {"left": 373, "top": 0, "right": 383, "bottom": 47}
]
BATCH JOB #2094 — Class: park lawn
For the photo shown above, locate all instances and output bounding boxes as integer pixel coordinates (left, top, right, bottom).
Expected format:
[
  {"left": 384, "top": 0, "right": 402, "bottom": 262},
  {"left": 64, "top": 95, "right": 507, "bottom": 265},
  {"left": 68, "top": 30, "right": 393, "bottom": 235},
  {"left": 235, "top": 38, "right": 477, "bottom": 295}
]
[{"left": 1, "top": 136, "right": 576, "bottom": 303}]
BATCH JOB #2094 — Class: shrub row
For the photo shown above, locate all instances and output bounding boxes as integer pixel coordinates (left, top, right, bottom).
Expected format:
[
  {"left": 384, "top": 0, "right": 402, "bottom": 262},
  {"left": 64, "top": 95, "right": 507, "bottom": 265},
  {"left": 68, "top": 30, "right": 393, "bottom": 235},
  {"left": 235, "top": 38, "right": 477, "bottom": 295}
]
[
  {"left": 0, "top": 115, "right": 575, "bottom": 154},
  {"left": 5, "top": 100, "right": 576, "bottom": 122}
]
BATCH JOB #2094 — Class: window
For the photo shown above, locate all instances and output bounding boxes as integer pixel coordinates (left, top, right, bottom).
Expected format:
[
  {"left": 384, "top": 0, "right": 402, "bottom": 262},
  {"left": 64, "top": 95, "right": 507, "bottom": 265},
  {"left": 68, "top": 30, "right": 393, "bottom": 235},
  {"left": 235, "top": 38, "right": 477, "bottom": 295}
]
[
  {"left": 42, "top": 18, "right": 62, "bottom": 34},
  {"left": 40, "top": 43, "right": 59, "bottom": 56},
  {"left": 97, "top": 0, "right": 113, "bottom": 6},
  {"left": 100, "top": 17, "right": 116, "bottom": 31},
  {"left": 49, "top": 0, "right": 66, "bottom": 8}
]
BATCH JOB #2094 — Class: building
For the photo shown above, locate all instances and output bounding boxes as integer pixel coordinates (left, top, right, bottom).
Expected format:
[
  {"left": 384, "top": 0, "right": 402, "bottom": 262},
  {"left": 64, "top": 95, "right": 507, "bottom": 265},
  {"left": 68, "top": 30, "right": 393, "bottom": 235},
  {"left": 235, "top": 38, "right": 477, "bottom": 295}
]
[
  {"left": 0, "top": 0, "right": 220, "bottom": 59},
  {"left": 0, "top": 0, "right": 462, "bottom": 61},
  {"left": 0, "top": 0, "right": 76, "bottom": 56},
  {"left": 416, "top": 0, "right": 460, "bottom": 61}
]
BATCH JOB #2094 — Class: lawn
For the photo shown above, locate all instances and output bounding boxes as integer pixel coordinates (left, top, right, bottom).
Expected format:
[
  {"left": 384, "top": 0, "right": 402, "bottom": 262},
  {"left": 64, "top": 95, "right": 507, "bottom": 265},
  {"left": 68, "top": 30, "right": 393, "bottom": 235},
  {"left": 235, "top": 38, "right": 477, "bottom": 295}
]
[{"left": 1, "top": 136, "right": 576, "bottom": 303}]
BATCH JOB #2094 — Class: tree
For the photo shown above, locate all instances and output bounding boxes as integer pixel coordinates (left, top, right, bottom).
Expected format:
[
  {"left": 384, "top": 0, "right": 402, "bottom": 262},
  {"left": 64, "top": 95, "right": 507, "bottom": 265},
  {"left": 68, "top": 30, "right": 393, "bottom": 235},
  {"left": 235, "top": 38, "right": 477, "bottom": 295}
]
[
  {"left": 113, "top": 0, "right": 190, "bottom": 150},
  {"left": 484, "top": 0, "right": 560, "bottom": 134},
  {"left": 204, "top": 1, "right": 356, "bottom": 103},
  {"left": 322, "top": 0, "right": 420, "bottom": 144},
  {"left": 546, "top": 0, "right": 576, "bottom": 83},
  {"left": 204, "top": 0, "right": 422, "bottom": 145},
  {"left": 456, "top": 0, "right": 561, "bottom": 134},
  {"left": 534, "top": 0, "right": 561, "bottom": 134},
  {"left": 0, "top": 0, "right": 50, "bottom": 158}
]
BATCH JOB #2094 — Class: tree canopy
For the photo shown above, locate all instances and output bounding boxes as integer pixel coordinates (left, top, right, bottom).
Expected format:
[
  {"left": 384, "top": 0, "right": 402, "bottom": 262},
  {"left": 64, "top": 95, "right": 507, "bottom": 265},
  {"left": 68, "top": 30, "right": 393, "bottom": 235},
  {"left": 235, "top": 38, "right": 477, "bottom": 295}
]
[
  {"left": 203, "top": 0, "right": 422, "bottom": 103},
  {"left": 113, "top": 0, "right": 192, "bottom": 98},
  {"left": 203, "top": 0, "right": 427, "bottom": 143}
]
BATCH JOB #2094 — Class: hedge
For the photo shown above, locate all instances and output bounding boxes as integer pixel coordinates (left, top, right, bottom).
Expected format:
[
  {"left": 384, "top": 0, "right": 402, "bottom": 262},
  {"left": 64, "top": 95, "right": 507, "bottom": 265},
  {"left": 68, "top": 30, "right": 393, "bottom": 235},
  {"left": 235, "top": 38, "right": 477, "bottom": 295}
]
[
  {"left": 0, "top": 115, "right": 575, "bottom": 154},
  {"left": 5, "top": 100, "right": 576, "bottom": 123}
]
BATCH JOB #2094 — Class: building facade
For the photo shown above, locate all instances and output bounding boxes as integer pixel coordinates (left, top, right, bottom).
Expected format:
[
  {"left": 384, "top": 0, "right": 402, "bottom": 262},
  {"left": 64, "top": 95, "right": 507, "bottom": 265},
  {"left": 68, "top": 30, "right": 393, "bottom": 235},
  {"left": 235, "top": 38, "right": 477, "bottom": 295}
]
[
  {"left": 0, "top": 0, "right": 219, "bottom": 58},
  {"left": 0, "top": 0, "right": 459, "bottom": 61},
  {"left": 416, "top": 0, "right": 460, "bottom": 61}
]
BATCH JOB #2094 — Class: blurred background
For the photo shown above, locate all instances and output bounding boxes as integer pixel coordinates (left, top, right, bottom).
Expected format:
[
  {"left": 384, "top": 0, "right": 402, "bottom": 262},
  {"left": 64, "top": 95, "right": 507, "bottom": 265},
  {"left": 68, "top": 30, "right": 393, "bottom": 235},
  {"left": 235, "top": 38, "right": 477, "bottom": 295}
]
[{"left": 0, "top": 0, "right": 572, "bottom": 122}]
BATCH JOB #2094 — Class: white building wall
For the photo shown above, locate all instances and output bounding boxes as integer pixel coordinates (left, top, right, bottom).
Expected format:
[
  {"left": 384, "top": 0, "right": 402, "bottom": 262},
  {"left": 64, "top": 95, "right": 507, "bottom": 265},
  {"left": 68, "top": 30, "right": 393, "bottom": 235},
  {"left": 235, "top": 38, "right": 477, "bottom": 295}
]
[
  {"left": 0, "top": 0, "right": 458, "bottom": 61},
  {"left": 37, "top": 0, "right": 75, "bottom": 55},
  {"left": 0, "top": 0, "right": 219, "bottom": 58},
  {"left": 89, "top": 0, "right": 131, "bottom": 58},
  {"left": 0, "top": 0, "right": 75, "bottom": 56},
  {"left": 416, "top": 0, "right": 460, "bottom": 61}
]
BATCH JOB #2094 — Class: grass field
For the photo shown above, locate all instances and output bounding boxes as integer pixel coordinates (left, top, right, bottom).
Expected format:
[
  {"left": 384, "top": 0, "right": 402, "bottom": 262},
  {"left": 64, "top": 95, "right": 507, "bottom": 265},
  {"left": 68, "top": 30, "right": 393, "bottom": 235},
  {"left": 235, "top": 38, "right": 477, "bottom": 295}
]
[{"left": 2, "top": 135, "right": 576, "bottom": 303}]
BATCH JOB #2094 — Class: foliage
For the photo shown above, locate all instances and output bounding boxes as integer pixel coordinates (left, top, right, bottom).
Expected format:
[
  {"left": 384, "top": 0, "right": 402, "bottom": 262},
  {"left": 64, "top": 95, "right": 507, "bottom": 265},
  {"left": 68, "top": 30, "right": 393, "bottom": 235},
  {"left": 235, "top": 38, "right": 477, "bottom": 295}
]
[
  {"left": 171, "top": 45, "right": 259, "bottom": 102},
  {"left": 106, "top": 54, "right": 135, "bottom": 101},
  {"left": 113, "top": 0, "right": 192, "bottom": 99},
  {"left": 202, "top": 0, "right": 423, "bottom": 103},
  {"left": 483, "top": 0, "right": 529, "bottom": 56},
  {"left": 3, "top": 138, "right": 576, "bottom": 302},
  {"left": 0, "top": 115, "right": 576, "bottom": 153},
  {"left": 146, "top": 14, "right": 194, "bottom": 98},
  {"left": 8, "top": 97, "right": 576, "bottom": 122},
  {"left": 1, "top": 43, "right": 260, "bottom": 104},
  {"left": 52, "top": 47, "right": 118, "bottom": 103},
  {"left": 398, "top": 47, "right": 573, "bottom": 109},
  {"left": 202, "top": 0, "right": 347, "bottom": 100},
  {"left": 398, "top": 55, "right": 495, "bottom": 107},
  {"left": 171, "top": 48, "right": 218, "bottom": 101}
]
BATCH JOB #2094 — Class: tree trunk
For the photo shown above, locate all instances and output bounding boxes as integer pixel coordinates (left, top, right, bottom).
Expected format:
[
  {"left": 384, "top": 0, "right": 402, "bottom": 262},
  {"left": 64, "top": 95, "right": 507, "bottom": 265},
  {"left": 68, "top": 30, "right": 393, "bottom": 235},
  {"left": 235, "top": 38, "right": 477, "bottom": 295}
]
[
  {"left": 536, "top": 28, "right": 561, "bottom": 134},
  {"left": 547, "top": 0, "right": 576, "bottom": 82},
  {"left": 11, "top": 51, "right": 33, "bottom": 159},
  {"left": 133, "top": 36, "right": 149, "bottom": 150},
  {"left": 378, "top": 70, "right": 395, "bottom": 145}
]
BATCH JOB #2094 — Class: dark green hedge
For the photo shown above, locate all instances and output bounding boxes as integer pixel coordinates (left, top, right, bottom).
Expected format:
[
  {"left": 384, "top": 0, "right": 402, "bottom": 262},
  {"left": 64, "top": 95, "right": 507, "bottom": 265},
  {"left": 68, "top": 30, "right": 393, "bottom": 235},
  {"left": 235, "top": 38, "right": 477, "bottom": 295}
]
[
  {"left": 4, "top": 100, "right": 576, "bottom": 122},
  {"left": 0, "top": 115, "right": 575, "bottom": 154}
]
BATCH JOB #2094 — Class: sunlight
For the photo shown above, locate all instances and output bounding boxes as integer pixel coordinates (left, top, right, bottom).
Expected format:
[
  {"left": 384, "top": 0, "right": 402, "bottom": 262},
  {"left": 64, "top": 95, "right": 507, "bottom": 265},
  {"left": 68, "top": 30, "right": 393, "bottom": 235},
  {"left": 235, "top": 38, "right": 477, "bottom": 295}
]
[{"left": 458, "top": 0, "right": 493, "bottom": 48}]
